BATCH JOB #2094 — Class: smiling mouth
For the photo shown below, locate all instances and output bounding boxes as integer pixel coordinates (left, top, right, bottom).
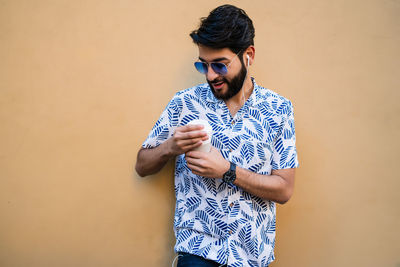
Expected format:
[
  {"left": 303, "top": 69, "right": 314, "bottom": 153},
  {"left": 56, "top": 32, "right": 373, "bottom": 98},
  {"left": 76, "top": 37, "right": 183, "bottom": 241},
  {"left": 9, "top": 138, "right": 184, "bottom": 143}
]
[{"left": 212, "top": 81, "right": 224, "bottom": 89}]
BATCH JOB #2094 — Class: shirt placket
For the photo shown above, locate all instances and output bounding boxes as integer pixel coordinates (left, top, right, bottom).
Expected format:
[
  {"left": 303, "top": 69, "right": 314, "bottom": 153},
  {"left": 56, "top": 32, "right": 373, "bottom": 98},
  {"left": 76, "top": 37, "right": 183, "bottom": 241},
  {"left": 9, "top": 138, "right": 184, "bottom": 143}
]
[{"left": 225, "top": 111, "right": 243, "bottom": 265}]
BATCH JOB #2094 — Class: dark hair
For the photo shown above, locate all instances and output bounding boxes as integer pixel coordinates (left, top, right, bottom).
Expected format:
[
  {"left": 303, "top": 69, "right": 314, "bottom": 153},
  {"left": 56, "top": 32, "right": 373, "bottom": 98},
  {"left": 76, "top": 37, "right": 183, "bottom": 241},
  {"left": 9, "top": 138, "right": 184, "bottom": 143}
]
[{"left": 190, "top": 5, "right": 255, "bottom": 54}]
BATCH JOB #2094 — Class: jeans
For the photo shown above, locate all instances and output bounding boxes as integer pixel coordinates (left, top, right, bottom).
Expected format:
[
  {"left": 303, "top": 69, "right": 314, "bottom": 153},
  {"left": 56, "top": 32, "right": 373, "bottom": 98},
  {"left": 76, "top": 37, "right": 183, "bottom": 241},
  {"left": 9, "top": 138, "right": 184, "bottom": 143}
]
[{"left": 176, "top": 252, "right": 226, "bottom": 267}]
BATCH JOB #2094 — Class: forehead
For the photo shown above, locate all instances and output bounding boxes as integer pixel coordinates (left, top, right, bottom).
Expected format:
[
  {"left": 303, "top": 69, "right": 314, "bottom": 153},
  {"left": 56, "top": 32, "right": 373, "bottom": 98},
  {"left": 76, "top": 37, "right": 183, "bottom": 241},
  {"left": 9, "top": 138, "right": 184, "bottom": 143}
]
[{"left": 198, "top": 45, "right": 235, "bottom": 62}]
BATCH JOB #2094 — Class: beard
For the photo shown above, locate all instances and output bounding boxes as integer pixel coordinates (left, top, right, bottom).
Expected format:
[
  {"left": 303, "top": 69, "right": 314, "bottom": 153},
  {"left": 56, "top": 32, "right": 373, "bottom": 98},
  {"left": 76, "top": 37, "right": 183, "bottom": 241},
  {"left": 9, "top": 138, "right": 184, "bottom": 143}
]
[{"left": 207, "top": 61, "right": 247, "bottom": 100}]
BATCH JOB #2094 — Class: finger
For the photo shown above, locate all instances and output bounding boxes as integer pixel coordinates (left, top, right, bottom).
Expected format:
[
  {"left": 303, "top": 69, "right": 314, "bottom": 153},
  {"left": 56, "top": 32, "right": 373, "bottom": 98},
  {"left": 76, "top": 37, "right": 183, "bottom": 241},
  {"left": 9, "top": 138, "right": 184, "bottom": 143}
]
[
  {"left": 185, "top": 150, "right": 204, "bottom": 159},
  {"left": 176, "top": 137, "right": 203, "bottom": 146},
  {"left": 181, "top": 130, "right": 208, "bottom": 140},
  {"left": 172, "top": 141, "right": 201, "bottom": 155},
  {"left": 185, "top": 153, "right": 203, "bottom": 165},
  {"left": 180, "top": 124, "right": 204, "bottom": 132},
  {"left": 177, "top": 137, "right": 205, "bottom": 147},
  {"left": 185, "top": 154, "right": 198, "bottom": 164},
  {"left": 174, "top": 131, "right": 208, "bottom": 143},
  {"left": 186, "top": 161, "right": 203, "bottom": 174}
]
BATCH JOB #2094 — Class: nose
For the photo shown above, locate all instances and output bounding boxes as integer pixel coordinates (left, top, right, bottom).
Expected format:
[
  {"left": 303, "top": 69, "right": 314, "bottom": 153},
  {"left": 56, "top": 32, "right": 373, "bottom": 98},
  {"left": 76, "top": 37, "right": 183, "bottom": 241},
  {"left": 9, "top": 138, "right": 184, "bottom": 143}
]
[{"left": 206, "top": 65, "right": 219, "bottom": 81}]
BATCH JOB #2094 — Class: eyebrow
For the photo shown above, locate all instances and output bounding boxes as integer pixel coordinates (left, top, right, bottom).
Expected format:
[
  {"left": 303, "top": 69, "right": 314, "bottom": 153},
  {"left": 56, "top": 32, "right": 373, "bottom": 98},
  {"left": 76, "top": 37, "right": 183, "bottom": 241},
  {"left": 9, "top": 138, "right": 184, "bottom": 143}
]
[{"left": 198, "top": 56, "right": 229, "bottom": 62}]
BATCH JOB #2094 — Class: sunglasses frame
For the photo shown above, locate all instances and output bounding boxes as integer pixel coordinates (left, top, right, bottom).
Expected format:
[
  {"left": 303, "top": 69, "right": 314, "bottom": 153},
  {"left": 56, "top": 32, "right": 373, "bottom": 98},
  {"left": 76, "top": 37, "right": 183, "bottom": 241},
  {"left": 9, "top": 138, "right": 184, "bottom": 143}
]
[{"left": 194, "top": 50, "right": 242, "bottom": 75}]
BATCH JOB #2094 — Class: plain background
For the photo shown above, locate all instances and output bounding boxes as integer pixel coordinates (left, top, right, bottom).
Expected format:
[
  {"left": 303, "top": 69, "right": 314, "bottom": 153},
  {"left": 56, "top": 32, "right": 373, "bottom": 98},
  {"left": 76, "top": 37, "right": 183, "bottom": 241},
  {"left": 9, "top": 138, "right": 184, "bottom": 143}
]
[{"left": 1, "top": 0, "right": 399, "bottom": 266}]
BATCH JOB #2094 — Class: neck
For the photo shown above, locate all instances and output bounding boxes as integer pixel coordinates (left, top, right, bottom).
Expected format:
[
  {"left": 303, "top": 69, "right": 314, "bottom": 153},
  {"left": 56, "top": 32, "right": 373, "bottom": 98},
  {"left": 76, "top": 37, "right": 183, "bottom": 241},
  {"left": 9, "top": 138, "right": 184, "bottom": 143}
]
[{"left": 225, "top": 75, "right": 254, "bottom": 116}]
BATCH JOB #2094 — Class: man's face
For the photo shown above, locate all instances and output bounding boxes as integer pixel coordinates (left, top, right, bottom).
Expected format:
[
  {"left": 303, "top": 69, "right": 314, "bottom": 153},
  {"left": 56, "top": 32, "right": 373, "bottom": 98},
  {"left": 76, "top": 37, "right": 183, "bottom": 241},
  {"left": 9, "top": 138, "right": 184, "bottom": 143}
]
[{"left": 197, "top": 46, "right": 247, "bottom": 100}]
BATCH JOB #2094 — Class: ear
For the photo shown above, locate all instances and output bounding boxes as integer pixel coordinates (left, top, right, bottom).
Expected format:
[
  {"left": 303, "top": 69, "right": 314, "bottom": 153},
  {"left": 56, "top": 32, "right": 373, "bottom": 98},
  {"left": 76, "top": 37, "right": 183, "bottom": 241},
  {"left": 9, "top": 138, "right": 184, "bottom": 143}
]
[{"left": 244, "top": 46, "right": 255, "bottom": 66}]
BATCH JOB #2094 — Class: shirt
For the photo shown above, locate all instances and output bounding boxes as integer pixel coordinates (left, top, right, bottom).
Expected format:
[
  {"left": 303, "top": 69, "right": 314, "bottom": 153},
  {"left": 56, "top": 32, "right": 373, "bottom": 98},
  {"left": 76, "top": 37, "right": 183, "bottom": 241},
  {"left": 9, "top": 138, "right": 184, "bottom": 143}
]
[{"left": 142, "top": 78, "right": 299, "bottom": 267}]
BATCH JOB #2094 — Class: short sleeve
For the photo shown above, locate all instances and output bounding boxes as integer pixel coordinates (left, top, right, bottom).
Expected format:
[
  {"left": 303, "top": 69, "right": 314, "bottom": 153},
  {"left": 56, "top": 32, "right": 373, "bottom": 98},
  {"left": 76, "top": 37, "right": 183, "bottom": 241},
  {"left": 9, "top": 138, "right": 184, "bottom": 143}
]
[
  {"left": 271, "top": 100, "right": 299, "bottom": 170},
  {"left": 142, "top": 95, "right": 183, "bottom": 149}
]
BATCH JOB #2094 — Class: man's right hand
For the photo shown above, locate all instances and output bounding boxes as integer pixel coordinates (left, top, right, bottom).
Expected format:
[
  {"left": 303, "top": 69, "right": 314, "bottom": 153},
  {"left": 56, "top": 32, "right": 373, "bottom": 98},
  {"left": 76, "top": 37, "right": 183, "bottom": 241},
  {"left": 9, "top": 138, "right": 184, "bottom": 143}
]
[
  {"left": 136, "top": 124, "right": 209, "bottom": 177},
  {"left": 166, "top": 124, "right": 209, "bottom": 156}
]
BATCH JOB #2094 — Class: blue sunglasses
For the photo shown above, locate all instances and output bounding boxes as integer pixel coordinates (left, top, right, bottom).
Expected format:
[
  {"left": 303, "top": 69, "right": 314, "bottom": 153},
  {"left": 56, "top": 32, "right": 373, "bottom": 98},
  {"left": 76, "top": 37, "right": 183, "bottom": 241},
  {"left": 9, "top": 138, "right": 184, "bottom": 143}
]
[{"left": 194, "top": 51, "right": 241, "bottom": 75}]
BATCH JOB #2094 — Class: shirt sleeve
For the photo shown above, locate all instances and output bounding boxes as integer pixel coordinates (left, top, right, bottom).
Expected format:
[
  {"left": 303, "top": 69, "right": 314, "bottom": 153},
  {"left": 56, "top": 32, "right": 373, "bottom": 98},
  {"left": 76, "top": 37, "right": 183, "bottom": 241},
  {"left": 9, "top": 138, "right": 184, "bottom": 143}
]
[
  {"left": 142, "top": 94, "right": 183, "bottom": 149},
  {"left": 271, "top": 100, "right": 299, "bottom": 170}
]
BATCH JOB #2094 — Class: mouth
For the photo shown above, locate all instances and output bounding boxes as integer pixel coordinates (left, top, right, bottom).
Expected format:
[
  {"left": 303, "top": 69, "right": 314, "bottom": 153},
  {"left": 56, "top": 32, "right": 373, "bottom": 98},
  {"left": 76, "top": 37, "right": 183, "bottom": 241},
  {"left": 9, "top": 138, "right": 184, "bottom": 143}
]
[{"left": 212, "top": 81, "right": 225, "bottom": 90}]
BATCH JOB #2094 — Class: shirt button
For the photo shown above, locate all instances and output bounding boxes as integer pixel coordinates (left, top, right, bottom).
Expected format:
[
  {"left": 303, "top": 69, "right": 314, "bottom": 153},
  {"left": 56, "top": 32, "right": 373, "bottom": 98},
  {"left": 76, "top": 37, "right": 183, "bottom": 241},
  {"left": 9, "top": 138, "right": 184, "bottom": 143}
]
[
  {"left": 229, "top": 230, "right": 233, "bottom": 235},
  {"left": 231, "top": 120, "right": 235, "bottom": 125},
  {"left": 229, "top": 203, "right": 234, "bottom": 207}
]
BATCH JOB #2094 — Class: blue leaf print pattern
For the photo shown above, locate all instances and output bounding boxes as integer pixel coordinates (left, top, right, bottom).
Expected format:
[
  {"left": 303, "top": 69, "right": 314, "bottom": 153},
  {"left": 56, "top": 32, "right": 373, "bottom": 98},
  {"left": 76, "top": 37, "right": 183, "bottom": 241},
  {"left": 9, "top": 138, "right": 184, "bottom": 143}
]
[
  {"left": 230, "top": 241, "right": 244, "bottom": 262},
  {"left": 206, "top": 197, "right": 221, "bottom": 212},
  {"left": 184, "top": 94, "right": 200, "bottom": 114},
  {"left": 244, "top": 126, "right": 259, "bottom": 140},
  {"left": 229, "top": 203, "right": 240, "bottom": 217},
  {"left": 229, "top": 135, "right": 242, "bottom": 151},
  {"left": 214, "top": 132, "right": 229, "bottom": 147},
  {"left": 256, "top": 142, "right": 266, "bottom": 161},
  {"left": 214, "top": 218, "right": 227, "bottom": 236},
  {"left": 141, "top": 79, "right": 298, "bottom": 267},
  {"left": 206, "top": 113, "right": 222, "bottom": 125},
  {"left": 199, "top": 244, "right": 212, "bottom": 258},
  {"left": 181, "top": 113, "right": 199, "bottom": 126},
  {"left": 232, "top": 119, "right": 243, "bottom": 132},
  {"left": 202, "top": 178, "right": 217, "bottom": 196},
  {"left": 188, "top": 235, "right": 204, "bottom": 251},
  {"left": 248, "top": 162, "right": 264, "bottom": 173},
  {"left": 195, "top": 210, "right": 211, "bottom": 235},
  {"left": 205, "top": 206, "right": 224, "bottom": 219},
  {"left": 157, "top": 128, "right": 169, "bottom": 142},
  {"left": 241, "top": 141, "right": 255, "bottom": 164},
  {"left": 238, "top": 223, "right": 252, "bottom": 249},
  {"left": 279, "top": 146, "right": 292, "bottom": 168},
  {"left": 185, "top": 197, "right": 201, "bottom": 213},
  {"left": 248, "top": 259, "right": 259, "bottom": 267},
  {"left": 251, "top": 118, "right": 264, "bottom": 140}
]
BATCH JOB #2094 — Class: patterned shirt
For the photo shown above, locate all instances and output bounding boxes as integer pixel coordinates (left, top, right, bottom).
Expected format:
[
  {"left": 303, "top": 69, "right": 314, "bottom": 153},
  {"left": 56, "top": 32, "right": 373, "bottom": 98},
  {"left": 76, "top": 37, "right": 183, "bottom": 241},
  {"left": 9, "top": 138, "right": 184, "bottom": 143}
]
[{"left": 142, "top": 78, "right": 299, "bottom": 267}]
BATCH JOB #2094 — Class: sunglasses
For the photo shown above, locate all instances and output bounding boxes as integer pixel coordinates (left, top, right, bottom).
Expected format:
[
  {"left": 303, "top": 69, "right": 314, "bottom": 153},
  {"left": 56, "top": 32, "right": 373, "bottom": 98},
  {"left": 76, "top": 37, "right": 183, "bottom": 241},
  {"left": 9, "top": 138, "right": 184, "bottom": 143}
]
[{"left": 194, "top": 51, "right": 241, "bottom": 75}]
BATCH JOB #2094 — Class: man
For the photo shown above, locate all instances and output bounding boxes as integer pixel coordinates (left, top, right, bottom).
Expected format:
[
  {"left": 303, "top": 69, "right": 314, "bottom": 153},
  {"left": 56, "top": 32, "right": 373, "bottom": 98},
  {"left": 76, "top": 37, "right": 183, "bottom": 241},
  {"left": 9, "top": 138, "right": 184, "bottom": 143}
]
[{"left": 136, "top": 4, "right": 299, "bottom": 267}]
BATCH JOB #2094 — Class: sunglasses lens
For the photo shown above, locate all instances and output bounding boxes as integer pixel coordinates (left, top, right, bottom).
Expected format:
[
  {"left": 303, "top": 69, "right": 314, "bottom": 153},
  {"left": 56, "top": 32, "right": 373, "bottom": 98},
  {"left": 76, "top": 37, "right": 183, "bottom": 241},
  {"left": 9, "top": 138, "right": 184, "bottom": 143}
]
[
  {"left": 211, "top": 63, "right": 228, "bottom": 75},
  {"left": 194, "top": 62, "right": 208, "bottom": 74}
]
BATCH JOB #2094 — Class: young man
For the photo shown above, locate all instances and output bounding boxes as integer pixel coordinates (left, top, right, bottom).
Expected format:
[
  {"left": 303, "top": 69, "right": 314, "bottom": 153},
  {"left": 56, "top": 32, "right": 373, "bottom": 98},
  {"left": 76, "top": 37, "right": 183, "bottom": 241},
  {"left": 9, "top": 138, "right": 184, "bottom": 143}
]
[{"left": 136, "top": 5, "right": 299, "bottom": 267}]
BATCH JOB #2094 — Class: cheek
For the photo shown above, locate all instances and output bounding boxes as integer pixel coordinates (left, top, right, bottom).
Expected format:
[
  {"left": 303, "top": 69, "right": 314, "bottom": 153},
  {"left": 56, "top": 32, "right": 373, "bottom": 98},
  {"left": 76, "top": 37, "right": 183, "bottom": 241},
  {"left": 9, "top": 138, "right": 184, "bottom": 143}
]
[
  {"left": 223, "top": 75, "right": 234, "bottom": 84},
  {"left": 225, "top": 67, "right": 242, "bottom": 81}
]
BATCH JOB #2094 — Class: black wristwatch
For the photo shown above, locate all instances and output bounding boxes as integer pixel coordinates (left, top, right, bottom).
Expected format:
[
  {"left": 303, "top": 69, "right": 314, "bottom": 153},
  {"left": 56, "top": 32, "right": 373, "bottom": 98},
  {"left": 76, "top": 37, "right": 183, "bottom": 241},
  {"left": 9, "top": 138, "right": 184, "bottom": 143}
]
[{"left": 222, "top": 162, "right": 236, "bottom": 184}]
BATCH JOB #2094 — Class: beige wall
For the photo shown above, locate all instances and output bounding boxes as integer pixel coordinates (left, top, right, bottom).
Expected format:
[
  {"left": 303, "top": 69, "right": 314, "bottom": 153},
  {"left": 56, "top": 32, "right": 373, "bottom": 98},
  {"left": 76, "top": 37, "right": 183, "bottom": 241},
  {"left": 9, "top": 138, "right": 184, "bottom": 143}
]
[{"left": 0, "top": 0, "right": 399, "bottom": 266}]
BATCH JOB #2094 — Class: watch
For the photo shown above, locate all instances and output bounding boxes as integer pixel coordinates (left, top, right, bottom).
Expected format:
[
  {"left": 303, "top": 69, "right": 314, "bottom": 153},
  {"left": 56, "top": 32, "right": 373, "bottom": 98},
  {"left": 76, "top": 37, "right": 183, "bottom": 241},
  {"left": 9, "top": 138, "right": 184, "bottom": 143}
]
[{"left": 222, "top": 162, "right": 237, "bottom": 184}]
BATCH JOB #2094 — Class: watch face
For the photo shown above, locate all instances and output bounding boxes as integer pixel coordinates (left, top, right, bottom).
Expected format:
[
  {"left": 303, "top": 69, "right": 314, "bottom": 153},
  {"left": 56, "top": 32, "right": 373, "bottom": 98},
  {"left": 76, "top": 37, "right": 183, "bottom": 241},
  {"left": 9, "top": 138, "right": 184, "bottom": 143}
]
[
  {"left": 223, "top": 162, "right": 236, "bottom": 183},
  {"left": 224, "top": 170, "right": 236, "bottom": 183}
]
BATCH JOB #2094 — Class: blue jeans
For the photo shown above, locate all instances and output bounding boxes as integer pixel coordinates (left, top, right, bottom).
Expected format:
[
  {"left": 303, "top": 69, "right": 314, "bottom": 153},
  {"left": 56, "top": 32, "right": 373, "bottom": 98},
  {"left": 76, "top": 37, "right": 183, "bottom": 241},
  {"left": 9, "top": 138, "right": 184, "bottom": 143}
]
[{"left": 177, "top": 252, "right": 226, "bottom": 267}]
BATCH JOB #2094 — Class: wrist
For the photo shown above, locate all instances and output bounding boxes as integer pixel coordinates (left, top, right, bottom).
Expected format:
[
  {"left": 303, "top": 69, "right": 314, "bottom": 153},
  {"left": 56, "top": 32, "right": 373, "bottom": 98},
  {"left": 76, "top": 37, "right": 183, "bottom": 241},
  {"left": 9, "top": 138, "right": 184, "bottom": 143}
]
[
  {"left": 161, "top": 139, "right": 174, "bottom": 158},
  {"left": 222, "top": 161, "right": 237, "bottom": 184},
  {"left": 221, "top": 160, "right": 230, "bottom": 178}
]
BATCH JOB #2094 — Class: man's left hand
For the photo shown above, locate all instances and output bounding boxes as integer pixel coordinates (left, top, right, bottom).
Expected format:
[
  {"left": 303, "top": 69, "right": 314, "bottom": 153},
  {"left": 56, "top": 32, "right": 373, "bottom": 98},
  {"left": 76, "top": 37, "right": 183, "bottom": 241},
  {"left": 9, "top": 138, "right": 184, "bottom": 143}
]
[{"left": 185, "top": 147, "right": 230, "bottom": 179}]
